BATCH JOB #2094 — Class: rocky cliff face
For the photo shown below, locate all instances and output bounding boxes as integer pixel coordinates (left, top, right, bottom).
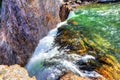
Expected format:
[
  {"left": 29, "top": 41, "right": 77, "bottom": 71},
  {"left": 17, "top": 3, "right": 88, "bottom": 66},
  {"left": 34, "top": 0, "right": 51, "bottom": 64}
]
[
  {"left": 0, "top": 64, "right": 35, "bottom": 80},
  {"left": 0, "top": 0, "right": 62, "bottom": 66}
]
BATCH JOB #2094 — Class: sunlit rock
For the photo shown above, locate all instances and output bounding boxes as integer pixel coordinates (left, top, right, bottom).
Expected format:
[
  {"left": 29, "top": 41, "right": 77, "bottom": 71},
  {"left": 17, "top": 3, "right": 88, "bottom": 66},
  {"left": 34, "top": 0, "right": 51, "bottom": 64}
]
[{"left": 0, "top": 64, "right": 35, "bottom": 80}]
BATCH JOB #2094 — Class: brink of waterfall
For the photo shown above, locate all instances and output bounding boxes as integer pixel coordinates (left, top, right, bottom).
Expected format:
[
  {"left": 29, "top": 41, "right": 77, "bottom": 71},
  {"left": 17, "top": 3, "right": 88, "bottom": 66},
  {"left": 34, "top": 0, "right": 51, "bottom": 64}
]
[{"left": 26, "top": 2, "right": 120, "bottom": 80}]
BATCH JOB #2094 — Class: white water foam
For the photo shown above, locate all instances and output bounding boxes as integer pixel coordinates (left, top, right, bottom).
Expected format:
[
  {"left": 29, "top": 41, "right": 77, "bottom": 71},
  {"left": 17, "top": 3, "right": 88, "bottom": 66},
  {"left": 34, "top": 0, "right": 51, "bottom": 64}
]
[{"left": 26, "top": 21, "right": 102, "bottom": 80}]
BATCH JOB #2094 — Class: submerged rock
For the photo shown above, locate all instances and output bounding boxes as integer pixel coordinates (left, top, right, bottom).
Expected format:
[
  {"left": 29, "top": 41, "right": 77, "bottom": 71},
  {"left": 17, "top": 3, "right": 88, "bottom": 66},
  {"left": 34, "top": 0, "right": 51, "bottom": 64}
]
[{"left": 0, "top": 64, "right": 35, "bottom": 80}]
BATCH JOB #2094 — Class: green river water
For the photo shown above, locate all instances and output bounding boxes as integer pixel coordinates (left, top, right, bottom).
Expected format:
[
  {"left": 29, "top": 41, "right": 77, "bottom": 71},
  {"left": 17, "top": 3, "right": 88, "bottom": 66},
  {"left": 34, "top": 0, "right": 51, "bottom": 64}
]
[
  {"left": 27, "top": 3, "right": 120, "bottom": 80},
  {"left": 66, "top": 3, "right": 120, "bottom": 63}
]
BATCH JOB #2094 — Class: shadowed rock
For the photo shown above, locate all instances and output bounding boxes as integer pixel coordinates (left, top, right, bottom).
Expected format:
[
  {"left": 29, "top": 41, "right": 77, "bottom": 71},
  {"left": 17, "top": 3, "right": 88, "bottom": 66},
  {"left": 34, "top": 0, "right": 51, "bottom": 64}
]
[{"left": 0, "top": 0, "right": 62, "bottom": 66}]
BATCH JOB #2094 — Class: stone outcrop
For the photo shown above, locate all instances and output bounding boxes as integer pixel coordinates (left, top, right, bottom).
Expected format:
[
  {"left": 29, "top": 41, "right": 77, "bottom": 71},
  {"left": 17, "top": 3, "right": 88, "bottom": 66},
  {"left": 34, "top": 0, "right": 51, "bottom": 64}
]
[
  {"left": 0, "top": 64, "right": 35, "bottom": 80},
  {"left": 0, "top": 0, "right": 62, "bottom": 66}
]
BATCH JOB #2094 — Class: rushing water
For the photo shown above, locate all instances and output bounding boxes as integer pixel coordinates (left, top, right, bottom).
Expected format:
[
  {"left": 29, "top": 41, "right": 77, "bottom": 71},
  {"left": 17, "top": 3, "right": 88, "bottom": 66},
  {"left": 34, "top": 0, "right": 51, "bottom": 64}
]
[
  {"left": 26, "top": 3, "right": 120, "bottom": 80},
  {"left": 26, "top": 21, "right": 101, "bottom": 80},
  {"left": 69, "top": 3, "right": 120, "bottom": 62}
]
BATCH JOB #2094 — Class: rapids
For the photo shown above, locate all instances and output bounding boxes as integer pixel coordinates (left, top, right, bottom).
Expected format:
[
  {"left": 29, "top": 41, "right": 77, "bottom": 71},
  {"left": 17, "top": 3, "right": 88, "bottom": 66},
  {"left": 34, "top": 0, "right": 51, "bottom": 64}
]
[
  {"left": 26, "top": 21, "right": 101, "bottom": 80},
  {"left": 26, "top": 3, "right": 120, "bottom": 80}
]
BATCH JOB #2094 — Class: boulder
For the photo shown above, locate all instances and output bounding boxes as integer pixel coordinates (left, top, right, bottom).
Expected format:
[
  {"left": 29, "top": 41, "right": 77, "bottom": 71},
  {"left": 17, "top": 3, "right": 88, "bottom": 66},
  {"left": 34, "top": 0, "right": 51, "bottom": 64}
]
[{"left": 0, "top": 64, "right": 35, "bottom": 80}]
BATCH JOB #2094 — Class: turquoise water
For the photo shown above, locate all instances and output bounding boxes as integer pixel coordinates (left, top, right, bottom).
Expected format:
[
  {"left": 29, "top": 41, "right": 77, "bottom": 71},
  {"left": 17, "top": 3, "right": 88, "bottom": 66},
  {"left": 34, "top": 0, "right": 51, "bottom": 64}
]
[
  {"left": 26, "top": 3, "right": 120, "bottom": 80},
  {"left": 66, "top": 3, "right": 120, "bottom": 62}
]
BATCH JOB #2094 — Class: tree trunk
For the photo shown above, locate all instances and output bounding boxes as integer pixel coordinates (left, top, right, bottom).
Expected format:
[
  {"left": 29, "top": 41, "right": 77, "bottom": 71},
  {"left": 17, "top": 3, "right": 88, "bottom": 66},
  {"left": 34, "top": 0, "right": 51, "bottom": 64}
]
[{"left": 0, "top": 0, "right": 62, "bottom": 66}]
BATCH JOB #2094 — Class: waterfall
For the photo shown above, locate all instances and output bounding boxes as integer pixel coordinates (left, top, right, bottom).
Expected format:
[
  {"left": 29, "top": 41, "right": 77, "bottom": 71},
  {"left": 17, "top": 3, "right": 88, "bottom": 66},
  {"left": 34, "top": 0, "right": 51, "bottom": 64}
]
[
  {"left": 25, "top": 3, "right": 120, "bottom": 80},
  {"left": 26, "top": 20, "right": 102, "bottom": 80}
]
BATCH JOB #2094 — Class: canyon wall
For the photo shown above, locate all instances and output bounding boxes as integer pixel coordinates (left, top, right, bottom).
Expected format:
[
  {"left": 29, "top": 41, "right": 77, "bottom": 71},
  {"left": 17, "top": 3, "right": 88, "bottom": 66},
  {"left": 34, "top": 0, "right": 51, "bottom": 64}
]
[{"left": 0, "top": 0, "right": 62, "bottom": 66}]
